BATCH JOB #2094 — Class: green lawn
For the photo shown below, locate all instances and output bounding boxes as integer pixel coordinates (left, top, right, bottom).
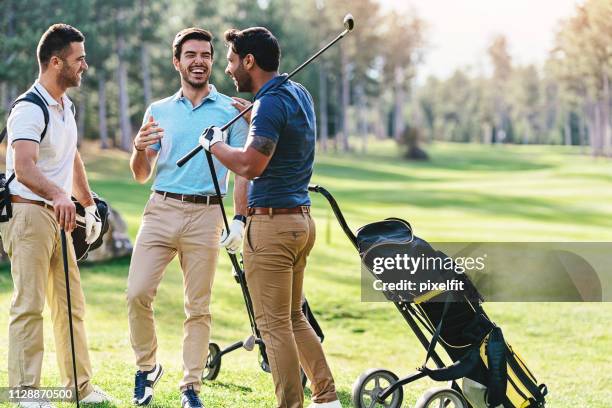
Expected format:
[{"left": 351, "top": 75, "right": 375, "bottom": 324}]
[{"left": 1, "top": 141, "right": 611, "bottom": 407}]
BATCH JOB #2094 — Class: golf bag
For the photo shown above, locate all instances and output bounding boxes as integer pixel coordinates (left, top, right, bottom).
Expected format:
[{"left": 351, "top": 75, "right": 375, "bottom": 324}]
[
  {"left": 358, "top": 218, "right": 548, "bottom": 408},
  {"left": 71, "top": 194, "right": 110, "bottom": 261}
]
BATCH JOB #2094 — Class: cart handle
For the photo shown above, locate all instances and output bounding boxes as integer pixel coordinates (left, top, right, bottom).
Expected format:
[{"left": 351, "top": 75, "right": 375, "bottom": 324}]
[{"left": 308, "top": 184, "right": 358, "bottom": 250}]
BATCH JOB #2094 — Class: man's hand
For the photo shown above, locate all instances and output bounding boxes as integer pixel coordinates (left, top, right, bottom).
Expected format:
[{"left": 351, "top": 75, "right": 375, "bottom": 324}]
[
  {"left": 199, "top": 126, "right": 224, "bottom": 152},
  {"left": 231, "top": 97, "right": 253, "bottom": 124},
  {"left": 84, "top": 205, "right": 102, "bottom": 244},
  {"left": 219, "top": 218, "right": 245, "bottom": 254},
  {"left": 53, "top": 193, "right": 76, "bottom": 232},
  {"left": 134, "top": 115, "right": 164, "bottom": 152}
]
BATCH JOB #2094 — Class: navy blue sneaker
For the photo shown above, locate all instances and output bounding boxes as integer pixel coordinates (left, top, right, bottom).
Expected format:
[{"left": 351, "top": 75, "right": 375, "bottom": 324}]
[
  {"left": 181, "top": 385, "right": 203, "bottom": 408},
  {"left": 133, "top": 363, "right": 164, "bottom": 406}
]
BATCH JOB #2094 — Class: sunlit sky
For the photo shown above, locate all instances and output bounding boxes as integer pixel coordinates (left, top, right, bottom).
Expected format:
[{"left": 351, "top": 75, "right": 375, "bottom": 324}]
[{"left": 377, "top": 0, "right": 581, "bottom": 80}]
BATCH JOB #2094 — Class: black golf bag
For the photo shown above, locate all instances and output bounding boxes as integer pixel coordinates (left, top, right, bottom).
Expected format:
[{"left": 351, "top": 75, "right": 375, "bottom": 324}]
[{"left": 309, "top": 185, "right": 547, "bottom": 408}]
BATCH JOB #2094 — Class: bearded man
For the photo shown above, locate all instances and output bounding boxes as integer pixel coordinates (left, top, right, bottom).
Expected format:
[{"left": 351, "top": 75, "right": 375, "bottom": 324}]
[{"left": 127, "top": 27, "right": 248, "bottom": 408}]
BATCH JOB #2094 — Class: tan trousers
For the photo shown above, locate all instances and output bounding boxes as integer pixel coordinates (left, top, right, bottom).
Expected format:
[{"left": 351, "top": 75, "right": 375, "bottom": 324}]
[
  {"left": 0, "top": 203, "right": 94, "bottom": 397},
  {"left": 243, "top": 212, "right": 337, "bottom": 408},
  {"left": 127, "top": 193, "right": 223, "bottom": 392}
]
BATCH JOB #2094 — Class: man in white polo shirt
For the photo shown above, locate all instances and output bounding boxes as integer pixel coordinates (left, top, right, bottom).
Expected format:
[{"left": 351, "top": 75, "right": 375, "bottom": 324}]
[{"left": 0, "top": 24, "right": 111, "bottom": 407}]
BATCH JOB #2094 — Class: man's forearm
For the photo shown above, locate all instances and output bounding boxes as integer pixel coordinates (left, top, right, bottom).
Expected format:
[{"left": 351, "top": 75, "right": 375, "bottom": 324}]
[
  {"left": 73, "top": 152, "right": 95, "bottom": 207},
  {"left": 15, "top": 161, "right": 65, "bottom": 202},
  {"left": 210, "top": 143, "right": 254, "bottom": 178},
  {"left": 130, "top": 149, "right": 153, "bottom": 183},
  {"left": 233, "top": 175, "right": 248, "bottom": 216}
]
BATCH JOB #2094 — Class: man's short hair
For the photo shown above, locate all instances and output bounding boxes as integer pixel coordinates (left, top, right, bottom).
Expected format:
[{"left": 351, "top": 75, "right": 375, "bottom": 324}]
[
  {"left": 173, "top": 28, "right": 214, "bottom": 60},
  {"left": 37, "top": 24, "right": 85, "bottom": 68},
  {"left": 224, "top": 27, "right": 280, "bottom": 72}
]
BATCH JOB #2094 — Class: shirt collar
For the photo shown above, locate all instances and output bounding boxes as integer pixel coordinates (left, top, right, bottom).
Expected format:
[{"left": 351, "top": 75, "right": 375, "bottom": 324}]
[
  {"left": 254, "top": 74, "right": 287, "bottom": 100},
  {"left": 33, "top": 82, "right": 73, "bottom": 110},
  {"left": 173, "top": 84, "right": 219, "bottom": 105}
]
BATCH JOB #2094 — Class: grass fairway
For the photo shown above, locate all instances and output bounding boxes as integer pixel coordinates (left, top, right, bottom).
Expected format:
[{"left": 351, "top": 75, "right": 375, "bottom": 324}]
[{"left": 1, "top": 141, "right": 611, "bottom": 407}]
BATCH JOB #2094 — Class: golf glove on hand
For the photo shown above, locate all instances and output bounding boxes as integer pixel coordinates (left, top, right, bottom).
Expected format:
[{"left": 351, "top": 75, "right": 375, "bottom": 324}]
[
  {"left": 84, "top": 205, "right": 102, "bottom": 244},
  {"left": 199, "top": 126, "right": 223, "bottom": 151},
  {"left": 219, "top": 219, "right": 245, "bottom": 254}
]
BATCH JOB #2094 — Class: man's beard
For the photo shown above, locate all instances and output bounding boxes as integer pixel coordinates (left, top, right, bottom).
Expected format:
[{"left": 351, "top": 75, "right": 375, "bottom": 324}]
[
  {"left": 180, "top": 64, "right": 210, "bottom": 89},
  {"left": 233, "top": 64, "right": 253, "bottom": 93},
  {"left": 59, "top": 65, "right": 81, "bottom": 88}
]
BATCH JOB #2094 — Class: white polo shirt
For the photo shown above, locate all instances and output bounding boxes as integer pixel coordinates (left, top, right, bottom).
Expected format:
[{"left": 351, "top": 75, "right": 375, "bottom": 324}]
[{"left": 6, "top": 82, "right": 77, "bottom": 204}]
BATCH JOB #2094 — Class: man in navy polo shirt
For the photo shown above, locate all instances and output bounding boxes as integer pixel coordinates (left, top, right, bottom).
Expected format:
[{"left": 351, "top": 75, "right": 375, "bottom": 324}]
[
  {"left": 128, "top": 28, "right": 248, "bottom": 408},
  {"left": 199, "top": 27, "right": 340, "bottom": 408}
]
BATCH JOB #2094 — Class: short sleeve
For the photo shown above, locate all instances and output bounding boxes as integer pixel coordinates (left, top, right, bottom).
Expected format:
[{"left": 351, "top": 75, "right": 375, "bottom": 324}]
[
  {"left": 7, "top": 102, "right": 46, "bottom": 144},
  {"left": 248, "top": 95, "right": 286, "bottom": 143},
  {"left": 142, "top": 106, "right": 160, "bottom": 152},
  {"left": 227, "top": 109, "right": 249, "bottom": 149}
]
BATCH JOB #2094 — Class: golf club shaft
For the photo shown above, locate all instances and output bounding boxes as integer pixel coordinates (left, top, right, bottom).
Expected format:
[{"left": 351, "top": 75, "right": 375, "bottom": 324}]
[
  {"left": 176, "top": 28, "right": 350, "bottom": 168},
  {"left": 60, "top": 230, "right": 80, "bottom": 407},
  {"left": 204, "top": 150, "right": 259, "bottom": 334}
]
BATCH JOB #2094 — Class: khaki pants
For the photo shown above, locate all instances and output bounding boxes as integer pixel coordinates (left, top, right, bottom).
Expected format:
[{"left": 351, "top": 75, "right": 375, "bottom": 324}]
[
  {"left": 0, "top": 203, "right": 94, "bottom": 397},
  {"left": 127, "top": 193, "right": 223, "bottom": 392},
  {"left": 244, "top": 212, "right": 337, "bottom": 408}
]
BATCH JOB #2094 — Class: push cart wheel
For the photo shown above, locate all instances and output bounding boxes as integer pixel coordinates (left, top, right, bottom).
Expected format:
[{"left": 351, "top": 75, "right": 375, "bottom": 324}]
[
  {"left": 202, "top": 342, "right": 222, "bottom": 381},
  {"left": 352, "top": 368, "right": 403, "bottom": 408},
  {"left": 414, "top": 387, "right": 468, "bottom": 408}
]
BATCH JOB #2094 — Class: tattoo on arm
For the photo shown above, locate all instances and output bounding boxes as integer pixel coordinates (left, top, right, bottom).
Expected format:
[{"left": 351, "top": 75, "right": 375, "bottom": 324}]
[{"left": 249, "top": 136, "right": 277, "bottom": 157}]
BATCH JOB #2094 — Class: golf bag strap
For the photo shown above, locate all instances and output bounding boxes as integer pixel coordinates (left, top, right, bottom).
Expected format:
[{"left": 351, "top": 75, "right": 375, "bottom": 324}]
[
  {"left": 0, "top": 90, "right": 50, "bottom": 145},
  {"left": 422, "top": 292, "right": 452, "bottom": 368}
]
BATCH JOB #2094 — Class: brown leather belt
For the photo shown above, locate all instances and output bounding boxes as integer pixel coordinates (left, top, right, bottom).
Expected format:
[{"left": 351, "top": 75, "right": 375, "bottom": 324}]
[
  {"left": 247, "top": 206, "right": 310, "bottom": 216},
  {"left": 155, "top": 190, "right": 221, "bottom": 205},
  {"left": 10, "top": 195, "right": 54, "bottom": 211}
]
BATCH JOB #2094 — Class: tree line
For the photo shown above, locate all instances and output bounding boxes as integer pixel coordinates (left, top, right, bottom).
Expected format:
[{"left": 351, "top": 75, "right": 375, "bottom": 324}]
[
  {"left": 0, "top": 0, "right": 424, "bottom": 152},
  {"left": 1, "top": 0, "right": 609, "bottom": 156},
  {"left": 415, "top": 0, "right": 611, "bottom": 157}
]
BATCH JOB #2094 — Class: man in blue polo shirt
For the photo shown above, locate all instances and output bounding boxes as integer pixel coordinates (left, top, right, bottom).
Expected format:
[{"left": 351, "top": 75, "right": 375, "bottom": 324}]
[
  {"left": 199, "top": 27, "right": 340, "bottom": 408},
  {"left": 127, "top": 28, "right": 248, "bottom": 408}
]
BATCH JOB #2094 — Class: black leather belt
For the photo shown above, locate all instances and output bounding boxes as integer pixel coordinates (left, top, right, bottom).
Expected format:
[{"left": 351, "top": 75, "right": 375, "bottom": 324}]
[{"left": 155, "top": 190, "right": 221, "bottom": 204}]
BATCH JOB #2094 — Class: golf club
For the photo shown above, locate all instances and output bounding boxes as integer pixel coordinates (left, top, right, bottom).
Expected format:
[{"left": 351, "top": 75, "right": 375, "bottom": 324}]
[
  {"left": 176, "top": 13, "right": 355, "bottom": 168},
  {"left": 60, "top": 230, "right": 80, "bottom": 407}
]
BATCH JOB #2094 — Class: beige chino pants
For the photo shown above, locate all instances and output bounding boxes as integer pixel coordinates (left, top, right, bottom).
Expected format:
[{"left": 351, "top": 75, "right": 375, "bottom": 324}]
[
  {"left": 0, "top": 203, "right": 94, "bottom": 398},
  {"left": 127, "top": 193, "right": 223, "bottom": 392},
  {"left": 243, "top": 212, "right": 337, "bottom": 408}
]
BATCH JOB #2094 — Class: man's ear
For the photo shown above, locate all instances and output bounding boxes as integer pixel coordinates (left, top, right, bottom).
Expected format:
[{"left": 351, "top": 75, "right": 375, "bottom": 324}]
[
  {"left": 49, "top": 55, "right": 63, "bottom": 71},
  {"left": 243, "top": 54, "right": 256, "bottom": 70},
  {"left": 172, "top": 56, "right": 180, "bottom": 72}
]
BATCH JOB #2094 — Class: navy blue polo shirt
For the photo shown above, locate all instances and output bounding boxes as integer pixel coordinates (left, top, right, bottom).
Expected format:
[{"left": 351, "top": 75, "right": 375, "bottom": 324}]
[{"left": 248, "top": 74, "right": 315, "bottom": 208}]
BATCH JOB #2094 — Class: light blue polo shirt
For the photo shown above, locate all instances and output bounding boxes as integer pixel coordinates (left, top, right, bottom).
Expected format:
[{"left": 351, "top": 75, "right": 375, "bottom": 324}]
[{"left": 144, "top": 85, "right": 248, "bottom": 195}]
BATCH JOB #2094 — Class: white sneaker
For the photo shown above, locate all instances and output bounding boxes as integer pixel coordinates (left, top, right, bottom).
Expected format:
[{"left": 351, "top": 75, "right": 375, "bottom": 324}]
[
  {"left": 308, "top": 400, "right": 342, "bottom": 408},
  {"left": 80, "top": 386, "right": 113, "bottom": 404},
  {"left": 17, "top": 401, "right": 56, "bottom": 408}
]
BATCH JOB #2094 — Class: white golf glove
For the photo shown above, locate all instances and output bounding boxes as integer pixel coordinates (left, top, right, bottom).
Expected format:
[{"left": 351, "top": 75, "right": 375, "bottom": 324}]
[
  {"left": 84, "top": 205, "right": 102, "bottom": 244},
  {"left": 199, "top": 126, "right": 224, "bottom": 151},
  {"left": 219, "top": 218, "right": 245, "bottom": 254}
]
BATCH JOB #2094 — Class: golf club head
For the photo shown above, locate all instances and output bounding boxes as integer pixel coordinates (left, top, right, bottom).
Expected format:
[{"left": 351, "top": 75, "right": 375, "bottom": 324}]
[
  {"left": 343, "top": 13, "right": 355, "bottom": 31},
  {"left": 243, "top": 335, "right": 256, "bottom": 351}
]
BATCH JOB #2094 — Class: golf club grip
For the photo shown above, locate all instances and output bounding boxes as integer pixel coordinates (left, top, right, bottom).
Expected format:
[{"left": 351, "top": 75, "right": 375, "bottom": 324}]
[
  {"left": 204, "top": 150, "right": 230, "bottom": 231},
  {"left": 176, "top": 144, "right": 203, "bottom": 167}
]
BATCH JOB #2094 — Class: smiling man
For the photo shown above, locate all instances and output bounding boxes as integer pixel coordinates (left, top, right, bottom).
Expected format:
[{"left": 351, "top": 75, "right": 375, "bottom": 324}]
[
  {"left": 127, "top": 28, "right": 248, "bottom": 408},
  {"left": 197, "top": 27, "right": 341, "bottom": 408},
  {"left": 0, "top": 24, "right": 111, "bottom": 407}
]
